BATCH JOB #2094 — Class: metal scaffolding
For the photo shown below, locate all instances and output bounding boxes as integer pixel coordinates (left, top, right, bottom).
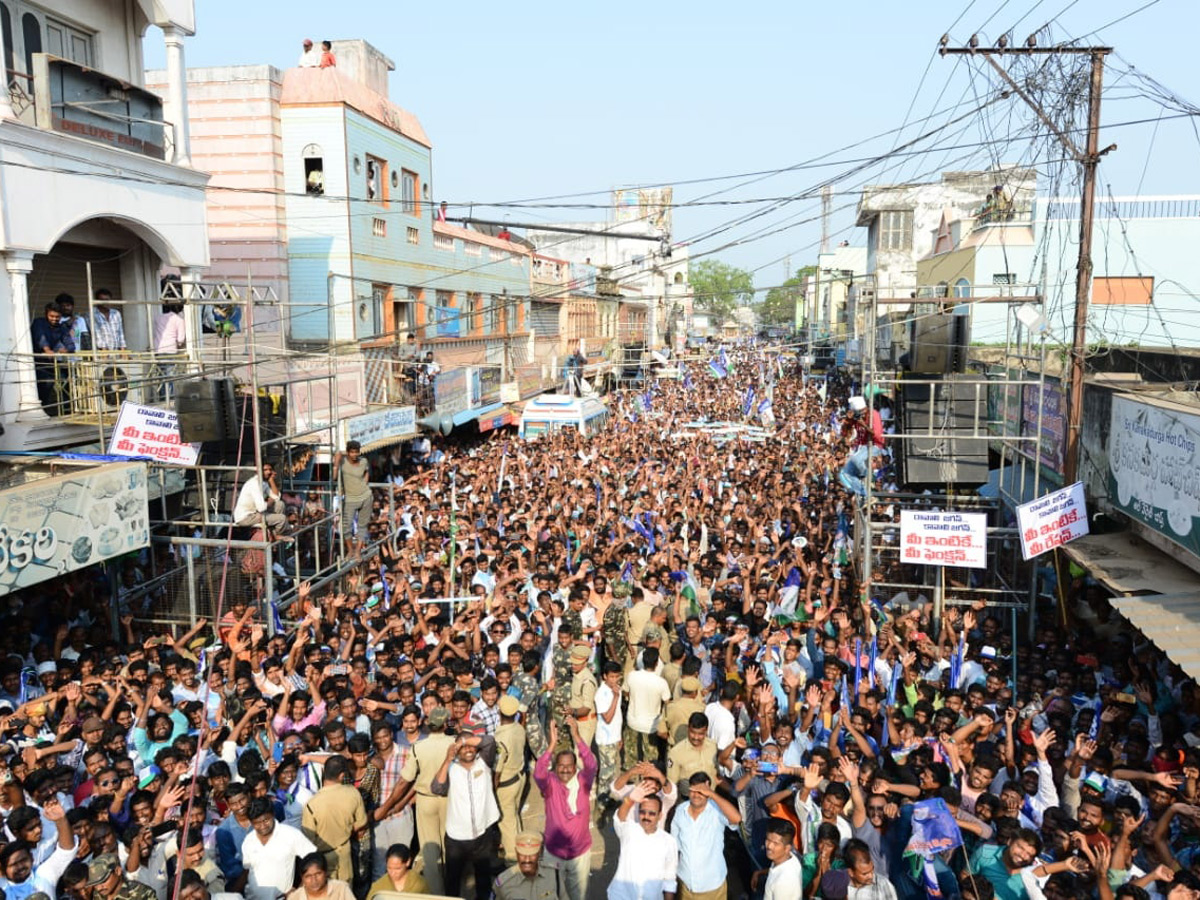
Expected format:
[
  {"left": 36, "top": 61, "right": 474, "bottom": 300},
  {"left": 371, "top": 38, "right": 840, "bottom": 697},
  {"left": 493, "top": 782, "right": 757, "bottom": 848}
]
[{"left": 857, "top": 281, "right": 1054, "bottom": 645}]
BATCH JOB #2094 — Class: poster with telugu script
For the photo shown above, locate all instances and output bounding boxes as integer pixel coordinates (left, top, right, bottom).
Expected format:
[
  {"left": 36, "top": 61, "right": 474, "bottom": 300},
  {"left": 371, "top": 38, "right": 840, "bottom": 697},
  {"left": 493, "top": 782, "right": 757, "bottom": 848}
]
[{"left": 899, "top": 510, "right": 987, "bottom": 569}]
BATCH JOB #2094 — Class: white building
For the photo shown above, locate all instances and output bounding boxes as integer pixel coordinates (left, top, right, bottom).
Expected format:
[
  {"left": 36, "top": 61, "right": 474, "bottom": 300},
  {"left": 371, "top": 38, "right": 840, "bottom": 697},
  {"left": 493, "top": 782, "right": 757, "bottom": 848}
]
[
  {"left": 525, "top": 190, "right": 690, "bottom": 351},
  {"left": 798, "top": 244, "right": 869, "bottom": 339},
  {"left": 0, "top": 0, "right": 209, "bottom": 450}
]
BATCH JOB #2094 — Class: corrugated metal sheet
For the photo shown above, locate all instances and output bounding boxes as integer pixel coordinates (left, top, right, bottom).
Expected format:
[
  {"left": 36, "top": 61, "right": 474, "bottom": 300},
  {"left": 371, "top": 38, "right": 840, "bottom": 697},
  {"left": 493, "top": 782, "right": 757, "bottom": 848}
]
[
  {"left": 1109, "top": 593, "right": 1200, "bottom": 682},
  {"left": 530, "top": 302, "right": 560, "bottom": 338}
]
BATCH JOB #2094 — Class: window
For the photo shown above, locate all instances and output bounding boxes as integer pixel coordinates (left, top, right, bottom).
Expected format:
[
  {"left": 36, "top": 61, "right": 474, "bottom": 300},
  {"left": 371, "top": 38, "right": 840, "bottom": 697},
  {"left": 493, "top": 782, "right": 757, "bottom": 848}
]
[
  {"left": 302, "top": 144, "right": 324, "bottom": 195},
  {"left": 470, "top": 293, "right": 483, "bottom": 335},
  {"left": 1093, "top": 276, "right": 1153, "bottom": 306},
  {"left": 464, "top": 241, "right": 481, "bottom": 257},
  {"left": 45, "top": 15, "right": 90, "bottom": 66},
  {"left": 489, "top": 247, "right": 506, "bottom": 262},
  {"left": 434, "top": 291, "right": 458, "bottom": 337},
  {"left": 433, "top": 233, "right": 454, "bottom": 251},
  {"left": 992, "top": 273, "right": 1016, "bottom": 285},
  {"left": 1, "top": 5, "right": 14, "bottom": 85},
  {"left": 954, "top": 278, "right": 971, "bottom": 298},
  {"left": 406, "top": 226, "right": 419, "bottom": 245},
  {"left": 371, "top": 217, "right": 386, "bottom": 238},
  {"left": 401, "top": 169, "right": 419, "bottom": 215},
  {"left": 365, "top": 155, "right": 387, "bottom": 204},
  {"left": 20, "top": 11, "right": 38, "bottom": 75},
  {"left": 506, "top": 294, "right": 519, "bottom": 334},
  {"left": 878, "top": 210, "right": 913, "bottom": 251},
  {"left": 485, "top": 295, "right": 501, "bottom": 334}
]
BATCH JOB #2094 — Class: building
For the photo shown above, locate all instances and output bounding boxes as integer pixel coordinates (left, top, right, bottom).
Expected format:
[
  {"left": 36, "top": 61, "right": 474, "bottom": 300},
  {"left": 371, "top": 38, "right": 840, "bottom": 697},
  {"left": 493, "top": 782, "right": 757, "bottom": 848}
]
[
  {"left": 525, "top": 189, "right": 690, "bottom": 353},
  {"left": 798, "top": 244, "right": 869, "bottom": 341},
  {"left": 0, "top": 0, "right": 209, "bottom": 451},
  {"left": 169, "top": 40, "right": 534, "bottom": 412},
  {"left": 915, "top": 193, "right": 1200, "bottom": 349}
]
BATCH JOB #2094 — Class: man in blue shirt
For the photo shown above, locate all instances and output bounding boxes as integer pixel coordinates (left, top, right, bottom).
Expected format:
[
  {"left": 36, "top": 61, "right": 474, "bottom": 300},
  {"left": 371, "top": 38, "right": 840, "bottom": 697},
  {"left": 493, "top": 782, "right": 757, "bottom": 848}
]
[
  {"left": 31, "top": 300, "right": 74, "bottom": 416},
  {"left": 671, "top": 772, "right": 743, "bottom": 900}
]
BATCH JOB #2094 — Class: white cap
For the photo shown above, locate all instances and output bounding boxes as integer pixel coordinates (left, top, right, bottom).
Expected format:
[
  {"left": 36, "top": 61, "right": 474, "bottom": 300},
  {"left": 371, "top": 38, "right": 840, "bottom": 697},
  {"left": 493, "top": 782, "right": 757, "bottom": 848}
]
[{"left": 848, "top": 396, "right": 867, "bottom": 413}]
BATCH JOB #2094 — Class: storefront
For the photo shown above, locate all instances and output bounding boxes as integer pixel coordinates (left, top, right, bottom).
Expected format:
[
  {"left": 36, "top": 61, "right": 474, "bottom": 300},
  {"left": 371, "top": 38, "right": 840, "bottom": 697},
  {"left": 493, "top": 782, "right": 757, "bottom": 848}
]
[{"left": 0, "top": 460, "right": 151, "bottom": 596}]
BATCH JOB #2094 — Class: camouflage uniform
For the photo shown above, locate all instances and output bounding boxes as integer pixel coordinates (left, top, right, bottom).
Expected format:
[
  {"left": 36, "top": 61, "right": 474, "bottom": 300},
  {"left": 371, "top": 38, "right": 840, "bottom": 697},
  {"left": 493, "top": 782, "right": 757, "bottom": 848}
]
[
  {"left": 601, "top": 602, "right": 630, "bottom": 669},
  {"left": 110, "top": 877, "right": 158, "bottom": 900},
  {"left": 561, "top": 607, "right": 583, "bottom": 640},
  {"left": 512, "top": 671, "right": 546, "bottom": 759}
]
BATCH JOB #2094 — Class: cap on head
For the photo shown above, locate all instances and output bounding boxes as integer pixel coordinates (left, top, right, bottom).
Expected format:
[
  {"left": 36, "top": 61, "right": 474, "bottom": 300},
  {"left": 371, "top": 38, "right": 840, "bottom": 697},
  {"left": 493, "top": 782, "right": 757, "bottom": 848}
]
[
  {"left": 569, "top": 645, "right": 591, "bottom": 662},
  {"left": 680, "top": 676, "right": 701, "bottom": 693},
  {"left": 848, "top": 396, "right": 867, "bottom": 413},
  {"left": 426, "top": 707, "right": 450, "bottom": 729},
  {"left": 86, "top": 854, "right": 119, "bottom": 886},
  {"left": 303, "top": 38, "right": 313, "bottom": 46},
  {"left": 498, "top": 695, "right": 522, "bottom": 717},
  {"left": 515, "top": 831, "right": 543, "bottom": 853}
]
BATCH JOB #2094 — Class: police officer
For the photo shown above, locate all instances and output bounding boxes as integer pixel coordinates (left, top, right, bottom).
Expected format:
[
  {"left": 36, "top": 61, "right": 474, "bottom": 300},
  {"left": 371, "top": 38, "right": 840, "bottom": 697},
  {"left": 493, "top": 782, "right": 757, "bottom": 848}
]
[
  {"left": 494, "top": 694, "right": 529, "bottom": 863},
  {"left": 493, "top": 831, "right": 564, "bottom": 900},
  {"left": 567, "top": 644, "right": 598, "bottom": 748},
  {"left": 395, "top": 707, "right": 455, "bottom": 895},
  {"left": 88, "top": 853, "right": 157, "bottom": 900}
]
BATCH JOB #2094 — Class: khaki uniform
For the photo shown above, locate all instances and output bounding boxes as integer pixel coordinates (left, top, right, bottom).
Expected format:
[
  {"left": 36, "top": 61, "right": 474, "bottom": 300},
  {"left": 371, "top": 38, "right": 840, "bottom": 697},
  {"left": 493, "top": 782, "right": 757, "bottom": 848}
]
[
  {"left": 494, "top": 721, "right": 529, "bottom": 862},
  {"left": 661, "top": 661, "right": 682, "bottom": 697},
  {"left": 625, "top": 601, "right": 654, "bottom": 670},
  {"left": 665, "top": 737, "right": 719, "bottom": 791},
  {"left": 301, "top": 782, "right": 368, "bottom": 883},
  {"left": 493, "top": 862, "right": 565, "bottom": 900},
  {"left": 568, "top": 667, "right": 598, "bottom": 748},
  {"left": 398, "top": 731, "right": 455, "bottom": 894},
  {"left": 659, "top": 696, "right": 707, "bottom": 745}
]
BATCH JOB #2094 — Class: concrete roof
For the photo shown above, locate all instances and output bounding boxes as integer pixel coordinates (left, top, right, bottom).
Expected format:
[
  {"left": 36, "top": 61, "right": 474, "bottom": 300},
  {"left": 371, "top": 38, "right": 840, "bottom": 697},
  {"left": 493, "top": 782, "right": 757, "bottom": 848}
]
[
  {"left": 433, "top": 221, "right": 529, "bottom": 255},
  {"left": 281, "top": 67, "right": 430, "bottom": 148}
]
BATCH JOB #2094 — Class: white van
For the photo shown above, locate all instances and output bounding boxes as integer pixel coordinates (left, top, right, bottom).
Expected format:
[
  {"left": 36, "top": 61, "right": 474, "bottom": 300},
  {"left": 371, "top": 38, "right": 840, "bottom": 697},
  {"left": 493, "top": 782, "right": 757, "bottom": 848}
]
[{"left": 518, "top": 394, "right": 610, "bottom": 440}]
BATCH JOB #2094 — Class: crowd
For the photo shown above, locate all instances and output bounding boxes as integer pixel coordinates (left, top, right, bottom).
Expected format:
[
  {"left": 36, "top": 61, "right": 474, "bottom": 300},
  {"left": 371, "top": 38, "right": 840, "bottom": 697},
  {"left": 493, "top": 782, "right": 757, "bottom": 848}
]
[{"left": 1, "top": 344, "right": 1198, "bottom": 900}]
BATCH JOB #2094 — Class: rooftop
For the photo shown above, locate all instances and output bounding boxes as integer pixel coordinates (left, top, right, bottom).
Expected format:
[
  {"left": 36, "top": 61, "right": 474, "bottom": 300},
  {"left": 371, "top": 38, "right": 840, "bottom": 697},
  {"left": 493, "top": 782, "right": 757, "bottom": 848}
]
[{"left": 280, "top": 66, "right": 430, "bottom": 148}]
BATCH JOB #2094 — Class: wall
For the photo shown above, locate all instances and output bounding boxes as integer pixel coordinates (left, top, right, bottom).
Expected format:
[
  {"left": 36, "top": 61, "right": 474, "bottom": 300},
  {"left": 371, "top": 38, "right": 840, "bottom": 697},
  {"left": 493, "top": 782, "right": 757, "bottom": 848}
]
[
  {"left": 148, "top": 65, "right": 289, "bottom": 332},
  {"left": 1038, "top": 196, "right": 1200, "bottom": 348}
]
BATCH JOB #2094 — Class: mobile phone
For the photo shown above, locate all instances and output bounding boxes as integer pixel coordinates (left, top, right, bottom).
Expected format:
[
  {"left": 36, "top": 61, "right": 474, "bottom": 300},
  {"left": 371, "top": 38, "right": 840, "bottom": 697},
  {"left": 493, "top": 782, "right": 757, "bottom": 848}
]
[
  {"left": 758, "top": 761, "right": 779, "bottom": 775},
  {"left": 272, "top": 742, "right": 284, "bottom": 764}
]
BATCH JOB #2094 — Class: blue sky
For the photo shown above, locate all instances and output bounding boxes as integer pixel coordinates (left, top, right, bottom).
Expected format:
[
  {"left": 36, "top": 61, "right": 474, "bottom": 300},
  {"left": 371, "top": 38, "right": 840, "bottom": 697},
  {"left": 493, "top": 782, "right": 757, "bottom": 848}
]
[{"left": 146, "top": 0, "right": 1195, "bottom": 292}]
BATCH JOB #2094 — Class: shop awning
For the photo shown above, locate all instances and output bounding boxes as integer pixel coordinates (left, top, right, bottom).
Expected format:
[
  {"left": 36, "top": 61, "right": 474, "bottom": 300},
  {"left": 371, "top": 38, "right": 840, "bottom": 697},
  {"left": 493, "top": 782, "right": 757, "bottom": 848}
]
[
  {"left": 451, "top": 401, "right": 504, "bottom": 427},
  {"left": 477, "top": 405, "right": 516, "bottom": 433},
  {"left": 1062, "top": 531, "right": 1200, "bottom": 680}
]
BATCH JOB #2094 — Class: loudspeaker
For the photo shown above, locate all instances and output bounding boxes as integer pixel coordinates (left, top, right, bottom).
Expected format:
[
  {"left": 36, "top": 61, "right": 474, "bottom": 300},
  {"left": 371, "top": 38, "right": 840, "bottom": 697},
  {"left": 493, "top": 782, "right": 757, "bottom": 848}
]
[
  {"left": 176, "top": 378, "right": 237, "bottom": 443},
  {"left": 909, "top": 309, "right": 970, "bottom": 374},
  {"left": 899, "top": 375, "right": 989, "bottom": 485}
]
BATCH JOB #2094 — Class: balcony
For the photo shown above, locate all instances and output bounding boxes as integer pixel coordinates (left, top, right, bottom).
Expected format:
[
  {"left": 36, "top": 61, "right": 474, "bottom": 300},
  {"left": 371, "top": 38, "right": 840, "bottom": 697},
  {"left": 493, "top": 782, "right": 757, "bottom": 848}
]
[{"left": 8, "top": 53, "right": 174, "bottom": 160}]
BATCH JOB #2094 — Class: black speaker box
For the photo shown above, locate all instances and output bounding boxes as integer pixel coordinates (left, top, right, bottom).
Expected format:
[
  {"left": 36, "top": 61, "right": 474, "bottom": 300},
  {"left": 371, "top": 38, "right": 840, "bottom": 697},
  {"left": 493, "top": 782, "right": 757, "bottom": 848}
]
[{"left": 176, "top": 378, "right": 237, "bottom": 443}]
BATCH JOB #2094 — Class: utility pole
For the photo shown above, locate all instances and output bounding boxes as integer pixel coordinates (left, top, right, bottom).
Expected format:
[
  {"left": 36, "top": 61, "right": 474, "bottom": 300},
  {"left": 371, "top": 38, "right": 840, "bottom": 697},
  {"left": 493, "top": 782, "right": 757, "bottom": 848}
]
[
  {"left": 940, "top": 37, "right": 1114, "bottom": 485},
  {"left": 820, "top": 185, "right": 832, "bottom": 254}
]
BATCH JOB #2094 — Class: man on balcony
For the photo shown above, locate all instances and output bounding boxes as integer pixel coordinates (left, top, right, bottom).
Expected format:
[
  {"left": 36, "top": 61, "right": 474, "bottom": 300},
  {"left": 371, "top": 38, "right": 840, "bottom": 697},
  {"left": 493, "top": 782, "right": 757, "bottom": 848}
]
[
  {"left": 31, "top": 300, "right": 75, "bottom": 416},
  {"left": 91, "top": 289, "right": 126, "bottom": 352}
]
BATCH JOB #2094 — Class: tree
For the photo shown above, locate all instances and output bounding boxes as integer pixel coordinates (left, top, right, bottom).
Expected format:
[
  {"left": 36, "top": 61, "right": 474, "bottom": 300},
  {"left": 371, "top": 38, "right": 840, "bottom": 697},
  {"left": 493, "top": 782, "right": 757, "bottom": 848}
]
[
  {"left": 758, "top": 267, "right": 815, "bottom": 327},
  {"left": 689, "top": 260, "right": 755, "bottom": 320}
]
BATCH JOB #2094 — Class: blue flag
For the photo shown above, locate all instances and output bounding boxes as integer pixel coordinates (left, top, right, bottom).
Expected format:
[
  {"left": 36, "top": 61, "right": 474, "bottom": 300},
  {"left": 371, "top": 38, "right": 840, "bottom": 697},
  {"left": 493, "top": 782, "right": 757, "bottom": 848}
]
[
  {"left": 869, "top": 637, "right": 878, "bottom": 689},
  {"left": 904, "top": 798, "right": 964, "bottom": 893},
  {"left": 1088, "top": 702, "right": 1101, "bottom": 741},
  {"left": 621, "top": 560, "right": 634, "bottom": 582},
  {"left": 683, "top": 373, "right": 693, "bottom": 391},
  {"left": 269, "top": 597, "right": 284, "bottom": 635},
  {"left": 840, "top": 672, "right": 851, "bottom": 714},
  {"left": 708, "top": 359, "right": 727, "bottom": 379},
  {"left": 719, "top": 346, "right": 730, "bottom": 372},
  {"left": 949, "top": 632, "right": 964, "bottom": 691},
  {"left": 853, "top": 638, "right": 862, "bottom": 700},
  {"left": 887, "top": 654, "right": 903, "bottom": 706},
  {"left": 642, "top": 392, "right": 652, "bottom": 412},
  {"left": 742, "top": 387, "right": 756, "bottom": 418}
]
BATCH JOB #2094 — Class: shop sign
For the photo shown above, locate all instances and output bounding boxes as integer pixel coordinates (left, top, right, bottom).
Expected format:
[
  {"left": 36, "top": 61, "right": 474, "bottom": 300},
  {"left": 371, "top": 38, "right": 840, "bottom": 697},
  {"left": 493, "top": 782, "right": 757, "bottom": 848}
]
[
  {"left": 108, "top": 402, "right": 200, "bottom": 466},
  {"left": 434, "top": 368, "right": 470, "bottom": 415},
  {"left": 899, "top": 510, "right": 987, "bottom": 568},
  {"left": 0, "top": 462, "right": 150, "bottom": 595},
  {"left": 1109, "top": 394, "right": 1200, "bottom": 556},
  {"left": 344, "top": 406, "right": 417, "bottom": 449},
  {"left": 1015, "top": 482, "right": 1089, "bottom": 559}
]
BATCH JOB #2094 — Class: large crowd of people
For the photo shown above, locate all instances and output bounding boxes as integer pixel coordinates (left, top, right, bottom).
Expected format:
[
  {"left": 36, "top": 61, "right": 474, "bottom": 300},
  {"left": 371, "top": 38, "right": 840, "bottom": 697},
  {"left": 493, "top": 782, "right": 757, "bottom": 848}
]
[{"left": 1, "top": 344, "right": 1196, "bottom": 900}]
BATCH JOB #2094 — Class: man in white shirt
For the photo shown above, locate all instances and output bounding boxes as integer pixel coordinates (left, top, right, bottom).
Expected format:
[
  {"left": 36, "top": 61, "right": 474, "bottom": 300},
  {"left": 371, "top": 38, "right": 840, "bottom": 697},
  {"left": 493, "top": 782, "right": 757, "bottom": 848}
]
[
  {"left": 705, "top": 683, "right": 739, "bottom": 756},
  {"left": 762, "top": 819, "right": 802, "bottom": 900},
  {"left": 430, "top": 735, "right": 500, "bottom": 900},
  {"left": 233, "top": 463, "right": 288, "bottom": 533},
  {"left": 623, "top": 647, "right": 671, "bottom": 765},
  {"left": 298, "top": 39, "right": 320, "bottom": 67},
  {"left": 594, "top": 662, "right": 624, "bottom": 819},
  {"left": 609, "top": 780, "right": 678, "bottom": 900},
  {"left": 240, "top": 796, "right": 316, "bottom": 900}
]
